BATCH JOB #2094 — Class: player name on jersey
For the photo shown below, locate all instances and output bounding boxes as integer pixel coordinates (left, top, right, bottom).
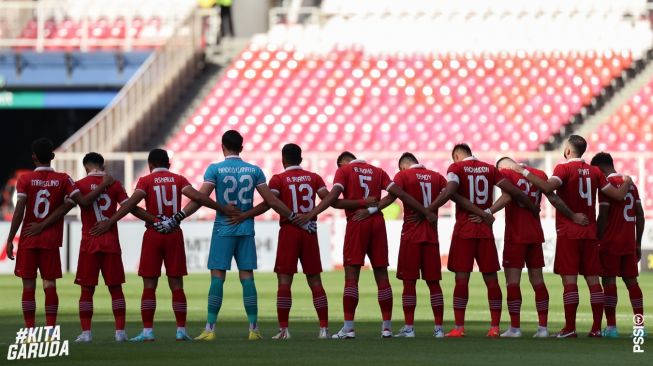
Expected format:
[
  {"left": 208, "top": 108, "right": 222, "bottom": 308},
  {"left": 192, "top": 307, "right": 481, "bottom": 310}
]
[{"left": 29, "top": 179, "right": 61, "bottom": 187}]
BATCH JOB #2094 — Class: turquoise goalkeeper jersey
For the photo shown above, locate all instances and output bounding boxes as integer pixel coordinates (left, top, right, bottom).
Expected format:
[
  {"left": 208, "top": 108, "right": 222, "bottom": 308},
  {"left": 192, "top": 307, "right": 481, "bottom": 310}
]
[{"left": 203, "top": 155, "right": 266, "bottom": 236}]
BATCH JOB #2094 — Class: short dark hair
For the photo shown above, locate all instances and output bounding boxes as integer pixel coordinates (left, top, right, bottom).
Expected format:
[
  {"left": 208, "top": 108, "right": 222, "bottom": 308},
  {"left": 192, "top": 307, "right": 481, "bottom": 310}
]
[
  {"left": 399, "top": 152, "right": 419, "bottom": 167},
  {"left": 222, "top": 130, "right": 243, "bottom": 152},
  {"left": 568, "top": 135, "right": 587, "bottom": 156},
  {"left": 148, "top": 148, "right": 170, "bottom": 168},
  {"left": 82, "top": 152, "right": 104, "bottom": 167},
  {"left": 282, "top": 143, "right": 302, "bottom": 165},
  {"left": 495, "top": 156, "right": 513, "bottom": 168},
  {"left": 590, "top": 152, "right": 614, "bottom": 168},
  {"left": 452, "top": 143, "right": 472, "bottom": 158},
  {"left": 31, "top": 138, "right": 55, "bottom": 164},
  {"left": 336, "top": 151, "right": 356, "bottom": 168}
]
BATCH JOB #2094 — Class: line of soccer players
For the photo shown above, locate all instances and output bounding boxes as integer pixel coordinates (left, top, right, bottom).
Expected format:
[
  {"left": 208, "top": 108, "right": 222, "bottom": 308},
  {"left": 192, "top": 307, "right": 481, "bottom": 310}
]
[{"left": 5, "top": 132, "right": 645, "bottom": 341}]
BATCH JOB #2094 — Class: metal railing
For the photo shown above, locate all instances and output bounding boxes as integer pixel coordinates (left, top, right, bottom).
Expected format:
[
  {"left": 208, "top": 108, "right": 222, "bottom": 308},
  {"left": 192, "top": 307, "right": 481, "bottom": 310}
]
[
  {"left": 0, "top": 0, "right": 195, "bottom": 52},
  {"left": 57, "top": 8, "right": 204, "bottom": 157}
]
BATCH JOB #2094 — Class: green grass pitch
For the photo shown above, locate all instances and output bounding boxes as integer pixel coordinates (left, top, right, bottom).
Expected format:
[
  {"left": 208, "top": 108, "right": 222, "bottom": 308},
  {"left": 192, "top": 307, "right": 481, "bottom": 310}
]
[{"left": 0, "top": 271, "right": 650, "bottom": 365}]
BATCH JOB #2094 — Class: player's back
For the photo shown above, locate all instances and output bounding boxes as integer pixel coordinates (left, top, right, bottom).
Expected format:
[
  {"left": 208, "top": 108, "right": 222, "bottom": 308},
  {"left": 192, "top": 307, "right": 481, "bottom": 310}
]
[
  {"left": 501, "top": 166, "right": 546, "bottom": 244},
  {"left": 599, "top": 174, "right": 640, "bottom": 254},
  {"left": 17, "top": 167, "right": 78, "bottom": 249},
  {"left": 334, "top": 159, "right": 393, "bottom": 220},
  {"left": 447, "top": 157, "right": 504, "bottom": 238},
  {"left": 205, "top": 156, "right": 266, "bottom": 236},
  {"left": 394, "top": 165, "right": 446, "bottom": 243},
  {"left": 269, "top": 166, "right": 326, "bottom": 225},
  {"left": 551, "top": 159, "right": 607, "bottom": 238},
  {"left": 77, "top": 173, "right": 128, "bottom": 252},
  {"left": 136, "top": 168, "right": 190, "bottom": 219}
]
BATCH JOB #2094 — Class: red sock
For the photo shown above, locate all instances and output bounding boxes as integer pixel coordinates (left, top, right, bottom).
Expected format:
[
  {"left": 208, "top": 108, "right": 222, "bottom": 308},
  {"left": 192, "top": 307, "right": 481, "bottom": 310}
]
[
  {"left": 453, "top": 278, "right": 469, "bottom": 327},
  {"left": 402, "top": 280, "right": 417, "bottom": 326},
  {"left": 44, "top": 287, "right": 58, "bottom": 327},
  {"left": 172, "top": 289, "right": 187, "bottom": 327},
  {"left": 563, "top": 284, "right": 579, "bottom": 331},
  {"left": 603, "top": 283, "right": 618, "bottom": 327},
  {"left": 343, "top": 280, "right": 359, "bottom": 321},
  {"left": 427, "top": 281, "right": 444, "bottom": 326},
  {"left": 377, "top": 279, "right": 393, "bottom": 322},
  {"left": 109, "top": 286, "right": 126, "bottom": 331},
  {"left": 277, "top": 284, "right": 292, "bottom": 328},
  {"left": 141, "top": 288, "right": 156, "bottom": 328},
  {"left": 589, "top": 284, "right": 604, "bottom": 332},
  {"left": 486, "top": 278, "right": 502, "bottom": 327},
  {"left": 506, "top": 283, "right": 521, "bottom": 329},
  {"left": 79, "top": 287, "right": 94, "bottom": 331},
  {"left": 22, "top": 288, "right": 36, "bottom": 328},
  {"left": 627, "top": 282, "right": 644, "bottom": 324},
  {"left": 533, "top": 283, "right": 549, "bottom": 327},
  {"left": 311, "top": 285, "right": 328, "bottom": 328}
]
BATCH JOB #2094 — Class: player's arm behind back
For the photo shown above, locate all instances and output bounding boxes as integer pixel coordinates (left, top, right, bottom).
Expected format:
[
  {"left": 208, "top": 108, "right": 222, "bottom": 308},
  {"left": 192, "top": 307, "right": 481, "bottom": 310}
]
[{"left": 5, "top": 195, "right": 27, "bottom": 260}]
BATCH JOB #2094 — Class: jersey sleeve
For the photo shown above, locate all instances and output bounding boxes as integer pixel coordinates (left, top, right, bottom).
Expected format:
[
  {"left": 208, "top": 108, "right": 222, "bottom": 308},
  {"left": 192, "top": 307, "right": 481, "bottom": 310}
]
[
  {"left": 64, "top": 174, "right": 80, "bottom": 196},
  {"left": 381, "top": 169, "right": 394, "bottom": 191},
  {"left": 255, "top": 167, "right": 266, "bottom": 187},
  {"left": 315, "top": 174, "right": 327, "bottom": 193},
  {"left": 268, "top": 174, "right": 281, "bottom": 195},
  {"left": 16, "top": 175, "right": 28, "bottom": 198},
  {"left": 114, "top": 181, "right": 129, "bottom": 204},
  {"left": 597, "top": 171, "right": 610, "bottom": 191},
  {"left": 551, "top": 164, "right": 568, "bottom": 186},
  {"left": 135, "top": 176, "right": 148, "bottom": 195},
  {"left": 203, "top": 165, "right": 217, "bottom": 186},
  {"left": 446, "top": 163, "right": 462, "bottom": 184},
  {"left": 438, "top": 173, "right": 448, "bottom": 193},
  {"left": 633, "top": 184, "right": 642, "bottom": 203},
  {"left": 333, "top": 167, "right": 347, "bottom": 191},
  {"left": 492, "top": 166, "right": 506, "bottom": 185},
  {"left": 178, "top": 175, "right": 192, "bottom": 191},
  {"left": 392, "top": 172, "right": 406, "bottom": 190}
]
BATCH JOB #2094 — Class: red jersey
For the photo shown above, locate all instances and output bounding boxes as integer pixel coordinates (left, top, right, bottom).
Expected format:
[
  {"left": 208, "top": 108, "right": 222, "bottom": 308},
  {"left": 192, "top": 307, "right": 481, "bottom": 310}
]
[
  {"left": 393, "top": 164, "right": 446, "bottom": 244},
  {"left": 551, "top": 158, "right": 610, "bottom": 239},
  {"left": 269, "top": 166, "right": 327, "bottom": 226},
  {"left": 598, "top": 174, "right": 640, "bottom": 254},
  {"left": 135, "top": 168, "right": 191, "bottom": 218},
  {"left": 333, "top": 159, "right": 393, "bottom": 220},
  {"left": 76, "top": 173, "right": 129, "bottom": 253},
  {"left": 16, "top": 167, "right": 78, "bottom": 249},
  {"left": 447, "top": 156, "right": 505, "bottom": 239},
  {"left": 501, "top": 166, "right": 546, "bottom": 244}
]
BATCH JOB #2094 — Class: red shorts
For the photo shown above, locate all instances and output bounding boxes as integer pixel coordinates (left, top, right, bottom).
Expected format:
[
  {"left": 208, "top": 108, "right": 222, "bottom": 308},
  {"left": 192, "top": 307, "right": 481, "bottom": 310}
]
[
  {"left": 600, "top": 251, "right": 639, "bottom": 278},
  {"left": 14, "top": 247, "right": 62, "bottom": 280},
  {"left": 502, "top": 240, "right": 545, "bottom": 269},
  {"left": 75, "top": 251, "right": 125, "bottom": 286},
  {"left": 139, "top": 229, "right": 187, "bottom": 278},
  {"left": 554, "top": 237, "right": 601, "bottom": 276},
  {"left": 275, "top": 224, "right": 322, "bottom": 275},
  {"left": 447, "top": 235, "right": 500, "bottom": 273},
  {"left": 397, "top": 239, "right": 441, "bottom": 281},
  {"left": 343, "top": 215, "right": 388, "bottom": 267}
]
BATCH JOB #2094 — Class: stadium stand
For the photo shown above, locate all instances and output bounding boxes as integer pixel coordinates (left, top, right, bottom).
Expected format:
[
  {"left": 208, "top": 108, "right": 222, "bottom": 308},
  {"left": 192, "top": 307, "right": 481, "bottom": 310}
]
[
  {"left": 589, "top": 77, "right": 653, "bottom": 207},
  {"left": 164, "top": 0, "right": 651, "bottom": 186}
]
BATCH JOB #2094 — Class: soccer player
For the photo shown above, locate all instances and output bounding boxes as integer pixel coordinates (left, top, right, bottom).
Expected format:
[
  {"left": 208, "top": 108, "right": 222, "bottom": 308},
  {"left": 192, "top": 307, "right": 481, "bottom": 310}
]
[
  {"left": 91, "top": 148, "right": 234, "bottom": 342},
  {"left": 24, "top": 152, "right": 159, "bottom": 342},
  {"left": 229, "top": 143, "right": 376, "bottom": 340},
  {"left": 176, "top": 131, "right": 302, "bottom": 341},
  {"left": 423, "top": 143, "right": 539, "bottom": 338},
  {"left": 354, "top": 152, "right": 494, "bottom": 338},
  {"left": 487, "top": 156, "right": 590, "bottom": 338},
  {"left": 590, "top": 152, "right": 645, "bottom": 338},
  {"left": 510, "top": 135, "right": 632, "bottom": 337},
  {"left": 5, "top": 138, "right": 114, "bottom": 332},
  {"left": 294, "top": 151, "right": 439, "bottom": 339}
]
